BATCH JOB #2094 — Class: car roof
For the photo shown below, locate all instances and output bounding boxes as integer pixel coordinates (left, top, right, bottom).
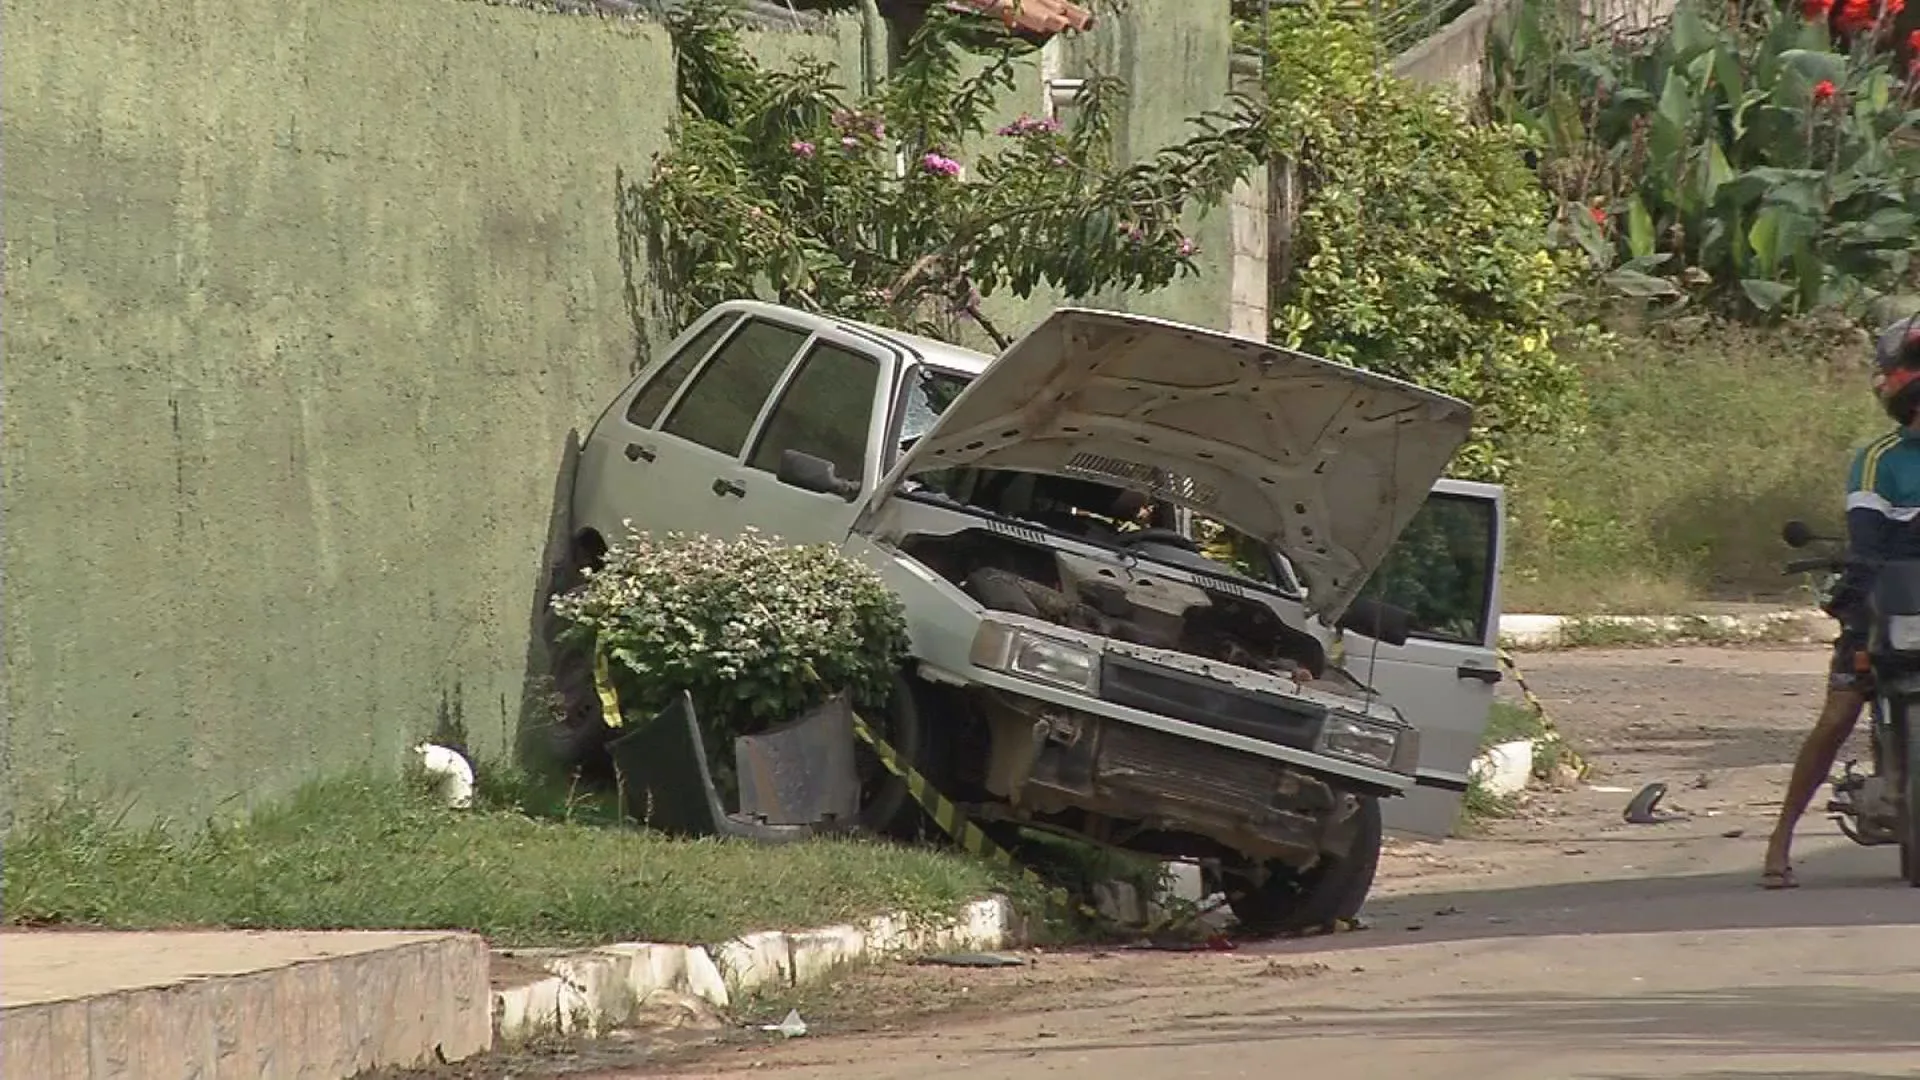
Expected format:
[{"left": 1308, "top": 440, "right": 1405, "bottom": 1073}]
[{"left": 711, "top": 299, "right": 994, "bottom": 377}]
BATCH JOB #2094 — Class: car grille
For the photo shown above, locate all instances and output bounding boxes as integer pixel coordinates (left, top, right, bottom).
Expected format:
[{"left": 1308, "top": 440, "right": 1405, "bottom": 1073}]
[
  {"left": 1098, "top": 722, "right": 1284, "bottom": 816},
  {"left": 1098, "top": 655, "right": 1326, "bottom": 751}
]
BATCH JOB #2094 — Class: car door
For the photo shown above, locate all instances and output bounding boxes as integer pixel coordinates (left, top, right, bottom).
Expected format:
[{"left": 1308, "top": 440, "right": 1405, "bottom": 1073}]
[
  {"left": 723, "top": 328, "right": 897, "bottom": 546},
  {"left": 573, "top": 308, "right": 748, "bottom": 544},
  {"left": 593, "top": 313, "right": 814, "bottom": 544},
  {"left": 1335, "top": 479, "right": 1506, "bottom": 839}
]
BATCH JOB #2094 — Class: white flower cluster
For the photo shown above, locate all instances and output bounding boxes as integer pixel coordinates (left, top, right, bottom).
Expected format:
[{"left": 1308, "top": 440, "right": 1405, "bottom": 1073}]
[{"left": 552, "top": 525, "right": 909, "bottom": 732}]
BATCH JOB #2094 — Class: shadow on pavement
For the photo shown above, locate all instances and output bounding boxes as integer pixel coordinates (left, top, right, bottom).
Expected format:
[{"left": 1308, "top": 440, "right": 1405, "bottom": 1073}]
[
  {"left": 1260, "top": 845, "right": 1919, "bottom": 954},
  {"left": 998, "top": 985, "right": 1920, "bottom": 1061}
]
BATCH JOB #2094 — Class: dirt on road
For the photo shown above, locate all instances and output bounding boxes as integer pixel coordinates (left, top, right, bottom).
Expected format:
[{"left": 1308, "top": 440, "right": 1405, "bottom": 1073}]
[{"left": 432, "top": 647, "right": 1920, "bottom": 1080}]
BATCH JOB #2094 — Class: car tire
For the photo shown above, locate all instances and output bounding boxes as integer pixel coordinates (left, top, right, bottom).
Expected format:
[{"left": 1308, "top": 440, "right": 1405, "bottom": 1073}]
[
  {"left": 856, "top": 671, "right": 952, "bottom": 839},
  {"left": 1222, "top": 796, "right": 1382, "bottom": 935},
  {"left": 543, "top": 538, "right": 617, "bottom": 779}
]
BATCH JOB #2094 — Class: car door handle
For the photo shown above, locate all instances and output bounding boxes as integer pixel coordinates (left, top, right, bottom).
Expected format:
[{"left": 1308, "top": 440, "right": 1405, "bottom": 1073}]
[
  {"left": 624, "top": 442, "right": 656, "bottom": 463},
  {"left": 712, "top": 477, "right": 746, "bottom": 498},
  {"left": 1456, "top": 664, "right": 1503, "bottom": 684}
]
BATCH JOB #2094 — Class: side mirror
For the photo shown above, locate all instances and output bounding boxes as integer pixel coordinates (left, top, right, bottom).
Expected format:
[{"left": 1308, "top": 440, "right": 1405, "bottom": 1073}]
[
  {"left": 1781, "top": 520, "right": 1817, "bottom": 549},
  {"left": 1335, "top": 597, "right": 1413, "bottom": 648},
  {"left": 777, "top": 450, "right": 860, "bottom": 501}
]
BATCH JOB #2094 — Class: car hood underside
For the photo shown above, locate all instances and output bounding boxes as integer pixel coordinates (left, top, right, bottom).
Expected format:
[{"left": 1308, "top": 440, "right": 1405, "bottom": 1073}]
[{"left": 868, "top": 308, "right": 1475, "bottom": 621}]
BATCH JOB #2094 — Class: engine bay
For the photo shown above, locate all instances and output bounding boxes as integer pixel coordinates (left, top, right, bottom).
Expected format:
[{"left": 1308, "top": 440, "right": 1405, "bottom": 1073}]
[{"left": 898, "top": 467, "right": 1337, "bottom": 684}]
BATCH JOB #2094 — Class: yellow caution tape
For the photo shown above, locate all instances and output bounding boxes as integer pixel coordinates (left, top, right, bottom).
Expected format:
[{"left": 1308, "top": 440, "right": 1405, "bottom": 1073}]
[
  {"left": 846, "top": 710, "right": 1358, "bottom": 940},
  {"left": 1497, "top": 648, "right": 1590, "bottom": 779},
  {"left": 592, "top": 646, "right": 1359, "bottom": 940},
  {"left": 593, "top": 646, "right": 627, "bottom": 731}
]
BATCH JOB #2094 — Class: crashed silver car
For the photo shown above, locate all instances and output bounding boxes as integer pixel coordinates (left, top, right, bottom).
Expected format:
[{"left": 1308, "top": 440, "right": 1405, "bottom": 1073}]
[{"left": 558, "top": 300, "right": 1506, "bottom": 932}]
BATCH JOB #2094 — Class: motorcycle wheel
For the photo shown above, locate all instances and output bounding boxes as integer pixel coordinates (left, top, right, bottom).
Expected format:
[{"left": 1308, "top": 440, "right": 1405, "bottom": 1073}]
[{"left": 1902, "top": 700, "right": 1920, "bottom": 887}]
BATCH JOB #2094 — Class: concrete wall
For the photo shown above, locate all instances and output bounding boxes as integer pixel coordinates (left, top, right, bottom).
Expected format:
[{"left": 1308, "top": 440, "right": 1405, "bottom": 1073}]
[
  {"left": 1062, "top": 0, "right": 1239, "bottom": 331},
  {"left": 1, "top": 0, "right": 1239, "bottom": 820},
  {"left": 1393, "top": 0, "right": 1677, "bottom": 98},
  {"left": 0, "top": 0, "right": 856, "bottom": 821}
]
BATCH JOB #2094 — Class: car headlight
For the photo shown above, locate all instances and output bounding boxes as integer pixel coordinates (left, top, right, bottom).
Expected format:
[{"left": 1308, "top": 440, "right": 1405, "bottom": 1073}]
[
  {"left": 971, "top": 622, "right": 1100, "bottom": 694},
  {"left": 1316, "top": 713, "right": 1406, "bottom": 771},
  {"left": 1888, "top": 614, "right": 1920, "bottom": 652}
]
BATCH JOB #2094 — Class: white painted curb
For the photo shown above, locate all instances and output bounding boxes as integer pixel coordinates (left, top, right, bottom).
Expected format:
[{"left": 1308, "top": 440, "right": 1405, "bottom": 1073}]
[
  {"left": 490, "top": 895, "right": 1020, "bottom": 1045},
  {"left": 1497, "top": 609, "right": 1827, "bottom": 650}
]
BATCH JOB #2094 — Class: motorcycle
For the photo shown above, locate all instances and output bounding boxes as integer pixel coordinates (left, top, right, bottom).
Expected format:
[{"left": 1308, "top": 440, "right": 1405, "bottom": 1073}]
[{"left": 1781, "top": 519, "right": 1920, "bottom": 886}]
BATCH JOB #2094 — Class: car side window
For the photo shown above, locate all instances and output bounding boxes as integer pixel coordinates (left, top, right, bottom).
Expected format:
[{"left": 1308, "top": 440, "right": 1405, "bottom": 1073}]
[
  {"left": 660, "top": 320, "right": 811, "bottom": 456},
  {"left": 625, "top": 313, "right": 742, "bottom": 428},
  {"left": 748, "top": 342, "right": 882, "bottom": 483},
  {"left": 1355, "top": 493, "right": 1496, "bottom": 645}
]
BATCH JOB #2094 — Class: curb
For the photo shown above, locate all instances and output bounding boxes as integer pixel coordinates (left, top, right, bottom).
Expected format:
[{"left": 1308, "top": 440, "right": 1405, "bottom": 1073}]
[
  {"left": 491, "top": 896, "right": 1020, "bottom": 1044},
  {"left": 1498, "top": 609, "right": 1828, "bottom": 651}
]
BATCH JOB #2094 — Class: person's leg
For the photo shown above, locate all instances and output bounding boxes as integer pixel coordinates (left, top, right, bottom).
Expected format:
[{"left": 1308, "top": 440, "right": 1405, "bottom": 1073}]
[{"left": 1762, "top": 631, "right": 1869, "bottom": 886}]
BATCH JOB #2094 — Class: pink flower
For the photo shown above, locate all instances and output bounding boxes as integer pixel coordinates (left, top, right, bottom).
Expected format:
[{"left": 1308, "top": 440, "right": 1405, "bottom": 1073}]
[
  {"left": 842, "top": 136, "right": 860, "bottom": 149},
  {"left": 921, "top": 152, "right": 963, "bottom": 177},
  {"left": 997, "top": 114, "right": 1063, "bottom": 137},
  {"left": 1177, "top": 237, "right": 1199, "bottom": 257},
  {"left": 791, "top": 140, "right": 815, "bottom": 158}
]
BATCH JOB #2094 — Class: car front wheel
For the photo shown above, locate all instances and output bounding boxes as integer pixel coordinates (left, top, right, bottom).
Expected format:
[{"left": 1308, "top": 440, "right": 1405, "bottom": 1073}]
[{"left": 1217, "top": 796, "right": 1382, "bottom": 935}]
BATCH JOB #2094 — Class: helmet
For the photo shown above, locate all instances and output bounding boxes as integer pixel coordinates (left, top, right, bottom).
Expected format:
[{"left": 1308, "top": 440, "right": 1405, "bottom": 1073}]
[{"left": 1873, "top": 313, "right": 1920, "bottom": 425}]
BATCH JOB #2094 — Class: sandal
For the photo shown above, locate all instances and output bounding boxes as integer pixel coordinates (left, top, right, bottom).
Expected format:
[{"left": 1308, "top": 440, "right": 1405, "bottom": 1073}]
[{"left": 1760, "top": 866, "right": 1798, "bottom": 890}]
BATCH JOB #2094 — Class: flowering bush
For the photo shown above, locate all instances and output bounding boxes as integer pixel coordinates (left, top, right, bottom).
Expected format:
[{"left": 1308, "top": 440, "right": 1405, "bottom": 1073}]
[
  {"left": 551, "top": 528, "right": 910, "bottom": 751},
  {"left": 1486, "top": 0, "right": 1920, "bottom": 315},
  {"left": 633, "top": 0, "right": 1267, "bottom": 346},
  {"left": 1249, "top": 4, "right": 1587, "bottom": 480}
]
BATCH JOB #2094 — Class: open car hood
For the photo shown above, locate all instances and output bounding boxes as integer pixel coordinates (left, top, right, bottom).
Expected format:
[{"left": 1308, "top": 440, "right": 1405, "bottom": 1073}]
[{"left": 870, "top": 308, "right": 1474, "bottom": 621}]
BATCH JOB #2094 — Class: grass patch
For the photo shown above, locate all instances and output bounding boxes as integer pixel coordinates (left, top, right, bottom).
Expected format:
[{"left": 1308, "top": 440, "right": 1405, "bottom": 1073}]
[
  {"left": 1458, "top": 702, "right": 1589, "bottom": 829},
  {"left": 1505, "top": 311, "right": 1883, "bottom": 614},
  {"left": 1481, "top": 700, "right": 1549, "bottom": 746},
  {"left": 1, "top": 771, "right": 1031, "bottom": 948}
]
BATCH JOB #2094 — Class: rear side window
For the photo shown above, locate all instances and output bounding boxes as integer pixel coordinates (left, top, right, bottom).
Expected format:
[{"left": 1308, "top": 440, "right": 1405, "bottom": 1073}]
[
  {"left": 661, "top": 320, "right": 811, "bottom": 456},
  {"left": 748, "top": 342, "right": 882, "bottom": 482},
  {"left": 624, "top": 313, "right": 741, "bottom": 428},
  {"left": 1355, "top": 493, "right": 1496, "bottom": 645}
]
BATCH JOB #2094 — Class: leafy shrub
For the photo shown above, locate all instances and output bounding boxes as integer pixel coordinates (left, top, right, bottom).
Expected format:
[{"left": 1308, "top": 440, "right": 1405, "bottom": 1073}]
[
  {"left": 551, "top": 528, "right": 910, "bottom": 748},
  {"left": 1249, "top": 4, "right": 1588, "bottom": 480},
  {"left": 637, "top": 0, "right": 1267, "bottom": 348},
  {"left": 1486, "top": 0, "right": 1920, "bottom": 315}
]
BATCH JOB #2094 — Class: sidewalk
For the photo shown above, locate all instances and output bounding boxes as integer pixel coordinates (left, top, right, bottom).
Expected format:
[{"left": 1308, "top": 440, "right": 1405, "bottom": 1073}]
[{"left": 0, "top": 928, "right": 490, "bottom": 1078}]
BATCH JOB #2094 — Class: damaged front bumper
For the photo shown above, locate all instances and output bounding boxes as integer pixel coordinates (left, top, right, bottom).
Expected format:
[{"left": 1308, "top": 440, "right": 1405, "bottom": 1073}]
[{"left": 953, "top": 615, "right": 1420, "bottom": 864}]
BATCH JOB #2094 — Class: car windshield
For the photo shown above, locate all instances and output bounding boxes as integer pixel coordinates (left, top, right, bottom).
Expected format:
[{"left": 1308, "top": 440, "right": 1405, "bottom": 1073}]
[{"left": 898, "top": 365, "right": 972, "bottom": 452}]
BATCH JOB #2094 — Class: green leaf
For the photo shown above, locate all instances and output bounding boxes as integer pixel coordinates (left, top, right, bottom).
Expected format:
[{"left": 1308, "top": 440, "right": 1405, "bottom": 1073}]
[
  {"left": 1775, "top": 49, "right": 1848, "bottom": 87},
  {"left": 1670, "top": 2, "right": 1714, "bottom": 60},
  {"left": 1740, "top": 278, "right": 1794, "bottom": 312},
  {"left": 1748, "top": 206, "right": 1784, "bottom": 275},
  {"left": 1604, "top": 267, "right": 1684, "bottom": 297},
  {"left": 1701, "top": 139, "right": 1734, "bottom": 204},
  {"left": 1628, "top": 195, "right": 1657, "bottom": 259}
]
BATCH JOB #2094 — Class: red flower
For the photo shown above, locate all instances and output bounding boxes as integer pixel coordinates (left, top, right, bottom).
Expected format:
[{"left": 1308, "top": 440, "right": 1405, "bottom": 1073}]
[
  {"left": 1813, "top": 79, "right": 1838, "bottom": 103},
  {"left": 1802, "top": 0, "right": 1833, "bottom": 19},
  {"left": 1909, "top": 28, "right": 1920, "bottom": 50},
  {"left": 1589, "top": 205, "right": 1609, "bottom": 227},
  {"left": 1836, "top": 0, "right": 1874, "bottom": 32}
]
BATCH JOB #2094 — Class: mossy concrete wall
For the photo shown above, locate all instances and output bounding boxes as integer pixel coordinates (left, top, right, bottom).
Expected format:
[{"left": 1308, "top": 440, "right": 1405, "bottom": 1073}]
[{"left": 1, "top": 0, "right": 1237, "bottom": 821}]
